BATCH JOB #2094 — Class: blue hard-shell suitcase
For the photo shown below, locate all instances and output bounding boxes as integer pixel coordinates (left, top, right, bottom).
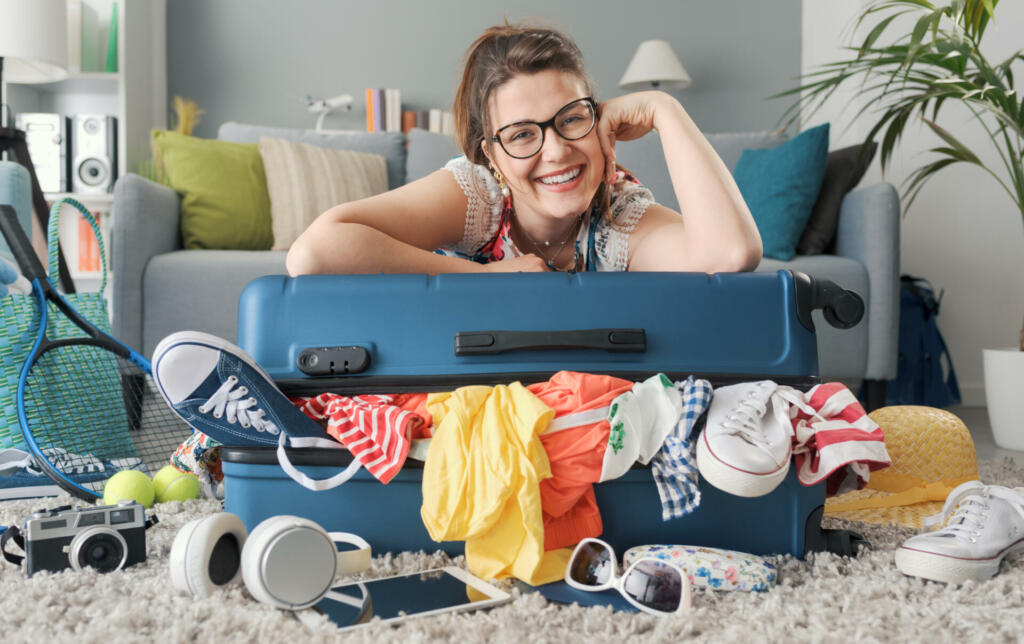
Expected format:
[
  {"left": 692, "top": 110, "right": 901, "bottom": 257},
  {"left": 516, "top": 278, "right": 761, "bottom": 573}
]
[{"left": 221, "top": 270, "right": 865, "bottom": 558}]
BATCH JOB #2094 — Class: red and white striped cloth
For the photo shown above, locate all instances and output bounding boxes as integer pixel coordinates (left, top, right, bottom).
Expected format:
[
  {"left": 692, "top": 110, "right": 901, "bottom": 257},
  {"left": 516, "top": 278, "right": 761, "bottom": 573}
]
[
  {"left": 790, "top": 382, "right": 891, "bottom": 496},
  {"left": 292, "top": 393, "right": 429, "bottom": 484}
]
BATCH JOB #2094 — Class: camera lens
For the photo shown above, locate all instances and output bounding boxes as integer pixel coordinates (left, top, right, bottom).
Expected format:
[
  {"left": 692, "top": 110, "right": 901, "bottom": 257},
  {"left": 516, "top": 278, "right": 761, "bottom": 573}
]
[{"left": 69, "top": 527, "right": 128, "bottom": 573}]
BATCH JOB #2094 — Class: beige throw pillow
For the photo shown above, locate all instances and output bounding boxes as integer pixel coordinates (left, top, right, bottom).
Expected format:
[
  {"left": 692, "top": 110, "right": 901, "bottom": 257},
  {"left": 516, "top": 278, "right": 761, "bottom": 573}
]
[{"left": 258, "top": 136, "right": 389, "bottom": 250}]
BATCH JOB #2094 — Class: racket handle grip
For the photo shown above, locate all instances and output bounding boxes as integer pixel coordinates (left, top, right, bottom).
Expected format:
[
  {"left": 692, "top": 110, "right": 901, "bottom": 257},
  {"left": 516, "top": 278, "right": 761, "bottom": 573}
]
[{"left": 0, "top": 205, "right": 46, "bottom": 282}]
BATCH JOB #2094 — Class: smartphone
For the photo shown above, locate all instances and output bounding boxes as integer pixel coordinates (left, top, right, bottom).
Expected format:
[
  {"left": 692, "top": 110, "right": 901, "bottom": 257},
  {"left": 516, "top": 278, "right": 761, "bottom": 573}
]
[{"left": 309, "top": 566, "right": 512, "bottom": 631}]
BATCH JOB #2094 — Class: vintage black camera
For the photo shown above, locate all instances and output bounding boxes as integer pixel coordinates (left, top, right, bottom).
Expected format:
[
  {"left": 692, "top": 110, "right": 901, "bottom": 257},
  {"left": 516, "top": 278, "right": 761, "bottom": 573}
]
[{"left": 22, "top": 500, "right": 147, "bottom": 577}]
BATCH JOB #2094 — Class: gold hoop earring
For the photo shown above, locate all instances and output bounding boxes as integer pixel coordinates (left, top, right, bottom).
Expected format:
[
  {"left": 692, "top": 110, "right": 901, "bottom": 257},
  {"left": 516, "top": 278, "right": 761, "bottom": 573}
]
[{"left": 489, "top": 163, "right": 510, "bottom": 198}]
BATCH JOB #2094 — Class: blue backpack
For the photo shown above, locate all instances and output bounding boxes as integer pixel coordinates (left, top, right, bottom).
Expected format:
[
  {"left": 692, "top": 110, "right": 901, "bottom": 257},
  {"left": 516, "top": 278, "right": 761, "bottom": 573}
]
[{"left": 885, "top": 275, "right": 961, "bottom": 408}]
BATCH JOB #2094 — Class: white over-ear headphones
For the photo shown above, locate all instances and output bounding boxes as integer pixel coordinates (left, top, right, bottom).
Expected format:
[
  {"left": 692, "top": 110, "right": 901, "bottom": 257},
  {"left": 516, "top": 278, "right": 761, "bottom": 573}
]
[{"left": 170, "top": 513, "right": 371, "bottom": 610}]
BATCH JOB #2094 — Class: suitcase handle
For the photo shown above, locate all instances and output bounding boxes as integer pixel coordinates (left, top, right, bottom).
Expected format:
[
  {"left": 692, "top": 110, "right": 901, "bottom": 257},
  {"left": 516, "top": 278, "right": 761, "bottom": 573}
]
[{"left": 454, "top": 329, "right": 646, "bottom": 356}]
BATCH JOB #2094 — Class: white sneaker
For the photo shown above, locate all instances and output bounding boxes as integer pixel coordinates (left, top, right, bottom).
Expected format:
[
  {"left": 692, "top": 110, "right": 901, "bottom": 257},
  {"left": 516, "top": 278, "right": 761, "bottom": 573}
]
[
  {"left": 895, "top": 481, "right": 1024, "bottom": 585},
  {"left": 696, "top": 380, "right": 802, "bottom": 497}
]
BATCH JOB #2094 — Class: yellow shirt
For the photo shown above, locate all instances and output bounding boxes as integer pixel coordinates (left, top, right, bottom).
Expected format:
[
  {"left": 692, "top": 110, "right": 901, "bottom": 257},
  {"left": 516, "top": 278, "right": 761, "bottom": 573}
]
[{"left": 421, "top": 383, "right": 571, "bottom": 584}]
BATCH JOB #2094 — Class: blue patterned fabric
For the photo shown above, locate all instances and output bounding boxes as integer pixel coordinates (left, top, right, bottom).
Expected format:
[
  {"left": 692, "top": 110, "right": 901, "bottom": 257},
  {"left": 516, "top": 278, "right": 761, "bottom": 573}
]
[{"left": 650, "top": 376, "right": 713, "bottom": 521}]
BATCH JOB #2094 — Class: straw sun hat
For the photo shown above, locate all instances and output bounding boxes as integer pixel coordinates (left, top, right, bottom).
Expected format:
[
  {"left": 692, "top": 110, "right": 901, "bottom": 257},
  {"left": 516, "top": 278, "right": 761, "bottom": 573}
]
[{"left": 824, "top": 405, "right": 978, "bottom": 529}]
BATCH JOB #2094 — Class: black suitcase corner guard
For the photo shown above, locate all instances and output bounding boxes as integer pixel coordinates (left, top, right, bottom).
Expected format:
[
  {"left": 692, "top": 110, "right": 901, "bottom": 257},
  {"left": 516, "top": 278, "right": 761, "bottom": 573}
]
[
  {"left": 803, "top": 505, "right": 868, "bottom": 558},
  {"left": 791, "top": 271, "right": 866, "bottom": 332}
]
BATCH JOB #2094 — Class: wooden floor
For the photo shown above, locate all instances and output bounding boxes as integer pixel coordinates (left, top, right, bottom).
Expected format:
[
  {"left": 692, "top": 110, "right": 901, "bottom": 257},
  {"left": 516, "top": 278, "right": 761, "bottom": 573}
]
[{"left": 949, "top": 405, "right": 1024, "bottom": 468}]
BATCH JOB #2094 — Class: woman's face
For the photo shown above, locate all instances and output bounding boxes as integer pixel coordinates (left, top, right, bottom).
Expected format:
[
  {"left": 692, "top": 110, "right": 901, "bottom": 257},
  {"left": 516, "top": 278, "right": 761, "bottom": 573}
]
[{"left": 484, "top": 70, "right": 605, "bottom": 226}]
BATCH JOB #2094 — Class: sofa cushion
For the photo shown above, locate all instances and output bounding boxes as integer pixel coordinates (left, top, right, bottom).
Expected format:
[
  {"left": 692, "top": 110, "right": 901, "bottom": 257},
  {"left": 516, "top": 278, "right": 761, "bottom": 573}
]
[
  {"left": 613, "top": 130, "right": 787, "bottom": 212},
  {"left": 733, "top": 124, "right": 829, "bottom": 261},
  {"left": 152, "top": 130, "right": 273, "bottom": 250},
  {"left": 143, "top": 249, "right": 287, "bottom": 354},
  {"left": 406, "top": 128, "right": 461, "bottom": 183},
  {"left": 797, "top": 141, "right": 878, "bottom": 255},
  {"left": 258, "top": 136, "right": 389, "bottom": 250},
  {"left": 218, "top": 122, "right": 407, "bottom": 190}
]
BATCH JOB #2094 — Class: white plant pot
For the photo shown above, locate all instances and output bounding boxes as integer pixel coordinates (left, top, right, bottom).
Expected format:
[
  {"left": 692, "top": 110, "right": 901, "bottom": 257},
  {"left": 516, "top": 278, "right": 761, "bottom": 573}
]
[{"left": 983, "top": 347, "right": 1024, "bottom": 451}]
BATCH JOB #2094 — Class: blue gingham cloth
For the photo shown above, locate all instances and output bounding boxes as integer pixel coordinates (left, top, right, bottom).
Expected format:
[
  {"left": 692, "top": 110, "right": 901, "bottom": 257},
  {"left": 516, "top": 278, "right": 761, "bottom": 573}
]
[{"left": 651, "top": 376, "right": 713, "bottom": 520}]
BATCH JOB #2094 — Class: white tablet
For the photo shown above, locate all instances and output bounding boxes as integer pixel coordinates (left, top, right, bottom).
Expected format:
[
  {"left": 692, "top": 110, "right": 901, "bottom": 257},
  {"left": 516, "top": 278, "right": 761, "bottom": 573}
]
[{"left": 309, "top": 566, "right": 512, "bottom": 631}]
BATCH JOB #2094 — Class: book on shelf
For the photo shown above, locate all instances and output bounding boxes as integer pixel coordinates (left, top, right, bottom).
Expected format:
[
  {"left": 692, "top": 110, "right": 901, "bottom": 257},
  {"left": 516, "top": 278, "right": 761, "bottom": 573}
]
[
  {"left": 67, "top": 0, "right": 82, "bottom": 73},
  {"left": 55, "top": 204, "right": 110, "bottom": 283},
  {"left": 104, "top": 2, "right": 119, "bottom": 73},
  {"left": 79, "top": 0, "right": 100, "bottom": 73},
  {"left": 365, "top": 88, "right": 402, "bottom": 132},
  {"left": 401, "top": 110, "right": 417, "bottom": 135},
  {"left": 365, "top": 88, "right": 375, "bottom": 132},
  {"left": 373, "top": 89, "right": 385, "bottom": 133},
  {"left": 385, "top": 88, "right": 401, "bottom": 132}
]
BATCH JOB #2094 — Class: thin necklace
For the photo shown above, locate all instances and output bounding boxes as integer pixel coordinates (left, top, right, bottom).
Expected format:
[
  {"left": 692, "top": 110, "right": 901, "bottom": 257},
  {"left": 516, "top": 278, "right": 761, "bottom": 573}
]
[{"left": 516, "top": 213, "right": 583, "bottom": 271}]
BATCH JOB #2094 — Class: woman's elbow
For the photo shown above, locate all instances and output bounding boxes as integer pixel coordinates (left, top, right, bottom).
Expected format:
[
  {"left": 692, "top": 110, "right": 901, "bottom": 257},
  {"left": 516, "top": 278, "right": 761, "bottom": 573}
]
[
  {"left": 286, "top": 238, "right": 318, "bottom": 276},
  {"left": 713, "top": 235, "right": 762, "bottom": 273},
  {"left": 735, "top": 235, "right": 763, "bottom": 272}
]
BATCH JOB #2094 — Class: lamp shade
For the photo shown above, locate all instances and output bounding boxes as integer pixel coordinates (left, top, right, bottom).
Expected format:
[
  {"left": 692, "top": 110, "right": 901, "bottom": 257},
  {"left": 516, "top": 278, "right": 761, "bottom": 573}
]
[
  {"left": 0, "top": 0, "right": 69, "bottom": 84},
  {"left": 619, "top": 40, "right": 691, "bottom": 90}
]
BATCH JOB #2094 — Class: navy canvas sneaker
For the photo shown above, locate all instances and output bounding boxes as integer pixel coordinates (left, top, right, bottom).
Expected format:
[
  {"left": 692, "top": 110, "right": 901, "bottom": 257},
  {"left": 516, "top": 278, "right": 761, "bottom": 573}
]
[{"left": 152, "top": 331, "right": 330, "bottom": 447}]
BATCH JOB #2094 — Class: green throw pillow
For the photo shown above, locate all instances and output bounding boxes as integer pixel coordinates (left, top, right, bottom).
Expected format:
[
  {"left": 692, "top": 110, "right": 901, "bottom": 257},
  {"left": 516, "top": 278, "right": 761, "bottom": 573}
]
[
  {"left": 732, "top": 123, "right": 829, "bottom": 261},
  {"left": 152, "top": 130, "right": 273, "bottom": 250}
]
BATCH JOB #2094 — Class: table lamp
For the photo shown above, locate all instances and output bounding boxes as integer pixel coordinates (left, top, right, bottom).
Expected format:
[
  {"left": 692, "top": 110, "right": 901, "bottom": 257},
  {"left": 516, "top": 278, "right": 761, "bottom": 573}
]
[
  {"left": 619, "top": 40, "right": 692, "bottom": 90},
  {"left": 0, "top": 0, "right": 74, "bottom": 291}
]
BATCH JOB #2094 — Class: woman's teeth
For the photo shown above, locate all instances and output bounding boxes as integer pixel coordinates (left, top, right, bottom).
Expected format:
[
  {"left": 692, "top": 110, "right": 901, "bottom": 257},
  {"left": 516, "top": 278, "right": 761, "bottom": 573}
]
[{"left": 538, "top": 167, "right": 581, "bottom": 185}]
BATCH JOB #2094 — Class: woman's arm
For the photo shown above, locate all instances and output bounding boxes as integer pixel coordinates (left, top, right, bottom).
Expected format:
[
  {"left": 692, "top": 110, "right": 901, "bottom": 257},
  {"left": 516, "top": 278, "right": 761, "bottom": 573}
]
[
  {"left": 597, "top": 91, "right": 762, "bottom": 273},
  {"left": 286, "top": 169, "right": 550, "bottom": 275}
]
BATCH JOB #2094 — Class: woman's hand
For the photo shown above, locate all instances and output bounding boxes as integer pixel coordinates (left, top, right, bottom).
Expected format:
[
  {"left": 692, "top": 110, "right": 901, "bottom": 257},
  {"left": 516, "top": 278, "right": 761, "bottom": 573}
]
[
  {"left": 478, "top": 254, "right": 552, "bottom": 273},
  {"left": 596, "top": 91, "right": 676, "bottom": 184}
]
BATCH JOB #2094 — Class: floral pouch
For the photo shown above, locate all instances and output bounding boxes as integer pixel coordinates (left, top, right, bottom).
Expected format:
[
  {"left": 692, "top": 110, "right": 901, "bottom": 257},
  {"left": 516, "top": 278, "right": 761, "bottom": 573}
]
[{"left": 623, "top": 544, "right": 776, "bottom": 592}]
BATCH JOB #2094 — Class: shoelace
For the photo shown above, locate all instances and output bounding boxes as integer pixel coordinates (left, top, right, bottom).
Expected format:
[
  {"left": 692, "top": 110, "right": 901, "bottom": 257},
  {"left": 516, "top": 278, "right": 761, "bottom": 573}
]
[
  {"left": 721, "top": 382, "right": 815, "bottom": 449},
  {"left": 198, "top": 375, "right": 280, "bottom": 435},
  {"left": 923, "top": 482, "right": 1024, "bottom": 544}
]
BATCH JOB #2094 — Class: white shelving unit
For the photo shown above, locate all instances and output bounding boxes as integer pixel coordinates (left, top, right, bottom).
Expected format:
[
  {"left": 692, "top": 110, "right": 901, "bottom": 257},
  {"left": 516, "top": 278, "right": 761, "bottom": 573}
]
[{"left": 4, "top": 0, "right": 167, "bottom": 295}]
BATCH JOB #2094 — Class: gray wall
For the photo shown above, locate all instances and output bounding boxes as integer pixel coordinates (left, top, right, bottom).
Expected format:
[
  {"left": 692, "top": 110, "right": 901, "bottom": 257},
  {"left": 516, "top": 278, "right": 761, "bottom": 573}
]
[{"left": 168, "top": 0, "right": 801, "bottom": 139}]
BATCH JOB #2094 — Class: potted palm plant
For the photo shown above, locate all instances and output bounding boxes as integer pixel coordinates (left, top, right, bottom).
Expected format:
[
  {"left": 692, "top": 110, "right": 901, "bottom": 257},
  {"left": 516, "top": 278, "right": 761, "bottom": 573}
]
[{"left": 777, "top": 0, "right": 1023, "bottom": 446}]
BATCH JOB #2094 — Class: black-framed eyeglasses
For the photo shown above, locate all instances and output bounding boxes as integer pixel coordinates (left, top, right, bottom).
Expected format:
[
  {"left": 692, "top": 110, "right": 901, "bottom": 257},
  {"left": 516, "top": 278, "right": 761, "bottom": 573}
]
[{"left": 490, "top": 97, "right": 597, "bottom": 159}]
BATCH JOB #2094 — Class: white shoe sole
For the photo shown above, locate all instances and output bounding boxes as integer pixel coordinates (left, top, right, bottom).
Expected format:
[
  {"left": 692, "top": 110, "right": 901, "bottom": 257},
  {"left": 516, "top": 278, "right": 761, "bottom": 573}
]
[
  {"left": 152, "top": 330, "right": 279, "bottom": 401},
  {"left": 696, "top": 429, "right": 790, "bottom": 498},
  {"left": 894, "top": 540, "right": 1024, "bottom": 585}
]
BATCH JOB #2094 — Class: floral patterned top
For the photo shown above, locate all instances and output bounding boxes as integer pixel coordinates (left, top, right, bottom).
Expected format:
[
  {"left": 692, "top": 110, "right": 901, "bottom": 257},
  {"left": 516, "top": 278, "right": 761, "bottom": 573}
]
[{"left": 436, "top": 156, "right": 656, "bottom": 272}]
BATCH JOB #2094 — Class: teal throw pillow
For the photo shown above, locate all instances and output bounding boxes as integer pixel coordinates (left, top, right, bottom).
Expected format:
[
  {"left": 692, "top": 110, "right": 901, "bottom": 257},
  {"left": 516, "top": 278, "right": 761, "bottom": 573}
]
[{"left": 733, "top": 123, "right": 829, "bottom": 261}]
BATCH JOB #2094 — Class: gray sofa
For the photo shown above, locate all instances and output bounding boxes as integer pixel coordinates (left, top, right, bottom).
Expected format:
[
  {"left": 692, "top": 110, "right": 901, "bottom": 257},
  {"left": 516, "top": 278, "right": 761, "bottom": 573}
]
[{"left": 111, "top": 122, "right": 899, "bottom": 405}]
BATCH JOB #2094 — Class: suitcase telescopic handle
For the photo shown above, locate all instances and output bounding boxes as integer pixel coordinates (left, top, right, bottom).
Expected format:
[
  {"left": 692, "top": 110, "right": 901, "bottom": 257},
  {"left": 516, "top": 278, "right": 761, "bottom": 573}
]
[{"left": 454, "top": 329, "right": 646, "bottom": 356}]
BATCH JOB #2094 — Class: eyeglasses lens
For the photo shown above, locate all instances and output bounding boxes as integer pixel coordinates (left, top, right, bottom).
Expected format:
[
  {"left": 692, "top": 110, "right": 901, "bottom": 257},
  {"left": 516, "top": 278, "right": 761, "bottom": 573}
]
[
  {"left": 500, "top": 99, "right": 595, "bottom": 158},
  {"left": 568, "top": 541, "right": 614, "bottom": 586},
  {"left": 621, "top": 560, "right": 684, "bottom": 613}
]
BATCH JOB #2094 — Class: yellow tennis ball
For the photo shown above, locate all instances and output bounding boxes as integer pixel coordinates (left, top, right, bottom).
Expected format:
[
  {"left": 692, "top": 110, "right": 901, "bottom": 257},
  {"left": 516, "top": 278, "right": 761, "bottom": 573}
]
[
  {"left": 153, "top": 465, "right": 200, "bottom": 503},
  {"left": 102, "top": 470, "right": 155, "bottom": 508}
]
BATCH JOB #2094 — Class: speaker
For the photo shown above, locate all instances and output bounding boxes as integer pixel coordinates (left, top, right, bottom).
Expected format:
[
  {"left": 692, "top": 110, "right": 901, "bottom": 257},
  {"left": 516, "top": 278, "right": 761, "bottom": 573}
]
[
  {"left": 14, "top": 113, "right": 69, "bottom": 193},
  {"left": 70, "top": 114, "right": 117, "bottom": 193}
]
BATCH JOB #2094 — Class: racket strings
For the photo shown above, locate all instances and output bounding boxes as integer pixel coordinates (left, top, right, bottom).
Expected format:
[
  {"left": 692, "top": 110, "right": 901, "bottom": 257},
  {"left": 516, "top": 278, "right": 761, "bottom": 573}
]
[{"left": 22, "top": 342, "right": 193, "bottom": 496}]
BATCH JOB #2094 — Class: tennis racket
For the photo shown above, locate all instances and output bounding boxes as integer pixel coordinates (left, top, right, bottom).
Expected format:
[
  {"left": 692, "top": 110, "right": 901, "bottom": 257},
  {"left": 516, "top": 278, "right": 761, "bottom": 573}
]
[{"left": 0, "top": 202, "right": 192, "bottom": 501}]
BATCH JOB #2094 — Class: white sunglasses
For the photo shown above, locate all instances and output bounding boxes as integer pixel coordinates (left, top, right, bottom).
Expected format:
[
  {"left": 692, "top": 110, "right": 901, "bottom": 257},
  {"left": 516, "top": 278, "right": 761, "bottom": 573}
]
[{"left": 565, "top": 538, "right": 692, "bottom": 616}]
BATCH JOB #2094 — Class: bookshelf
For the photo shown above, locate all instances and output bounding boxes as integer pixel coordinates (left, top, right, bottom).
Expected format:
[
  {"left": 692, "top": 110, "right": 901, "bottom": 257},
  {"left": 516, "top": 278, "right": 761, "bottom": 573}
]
[{"left": 4, "top": 0, "right": 167, "bottom": 294}]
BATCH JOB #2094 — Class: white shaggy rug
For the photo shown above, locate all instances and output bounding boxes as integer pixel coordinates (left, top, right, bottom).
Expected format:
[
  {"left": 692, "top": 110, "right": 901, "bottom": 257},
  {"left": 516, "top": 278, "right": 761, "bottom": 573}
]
[{"left": 2, "top": 458, "right": 1023, "bottom": 643}]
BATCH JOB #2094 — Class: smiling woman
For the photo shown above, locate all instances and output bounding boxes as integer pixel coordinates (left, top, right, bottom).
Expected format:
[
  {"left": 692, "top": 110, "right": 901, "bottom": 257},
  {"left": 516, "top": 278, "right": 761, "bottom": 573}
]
[{"left": 285, "top": 21, "right": 761, "bottom": 276}]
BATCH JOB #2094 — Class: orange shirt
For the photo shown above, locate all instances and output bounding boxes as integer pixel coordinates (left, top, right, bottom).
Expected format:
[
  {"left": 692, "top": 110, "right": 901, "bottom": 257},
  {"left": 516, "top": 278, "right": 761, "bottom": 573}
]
[{"left": 527, "top": 371, "right": 634, "bottom": 550}]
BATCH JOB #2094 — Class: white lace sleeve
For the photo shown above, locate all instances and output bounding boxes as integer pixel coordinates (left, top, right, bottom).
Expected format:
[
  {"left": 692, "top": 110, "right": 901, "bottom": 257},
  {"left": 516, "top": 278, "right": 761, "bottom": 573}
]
[
  {"left": 442, "top": 156, "right": 504, "bottom": 252},
  {"left": 594, "top": 182, "right": 656, "bottom": 271}
]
